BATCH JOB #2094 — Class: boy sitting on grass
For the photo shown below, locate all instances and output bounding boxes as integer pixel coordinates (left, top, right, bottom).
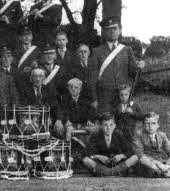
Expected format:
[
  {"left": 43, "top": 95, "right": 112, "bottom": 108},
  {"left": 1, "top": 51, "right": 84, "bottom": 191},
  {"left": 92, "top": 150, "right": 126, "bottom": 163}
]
[
  {"left": 83, "top": 112, "right": 138, "bottom": 176},
  {"left": 133, "top": 112, "right": 170, "bottom": 177}
]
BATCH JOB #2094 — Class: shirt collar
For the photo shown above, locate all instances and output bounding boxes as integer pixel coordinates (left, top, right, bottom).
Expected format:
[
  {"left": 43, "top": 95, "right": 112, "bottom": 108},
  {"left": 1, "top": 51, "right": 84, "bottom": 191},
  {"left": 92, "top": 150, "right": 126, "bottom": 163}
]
[
  {"left": 72, "top": 95, "right": 79, "bottom": 102},
  {"left": 107, "top": 41, "right": 118, "bottom": 50},
  {"left": 58, "top": 47, "right": 67, "bottom": 52},
  {"left": 2, "top": 66, "right": 10, "bottom": 72}
]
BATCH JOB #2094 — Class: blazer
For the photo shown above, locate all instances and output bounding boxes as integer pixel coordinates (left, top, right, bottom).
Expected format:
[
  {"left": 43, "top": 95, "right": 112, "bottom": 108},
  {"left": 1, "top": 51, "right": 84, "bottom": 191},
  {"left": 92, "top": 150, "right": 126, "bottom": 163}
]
[
  {"left": 114, "top": 101, "right": 144, "bottom": 141},
  {"left": 71, "top": 56, "right": 98, "bottom": 102},
  {"left": 62, "top": 90, "right": 96, "bottom": 125},
  {"left": 0, "top": 72, "right": 19, "bottom": 107},
  {"left": 21, "top": 83, "right": 62, "bottom": 120},
  {"left": 87, "top": 129, "right": 133, "bottom": 158},
  {"left": 133, "top": 130, "right": 170, "bottom": 162},
  {"left": 28, "top": 2, "right": 62, "bottom": 45}
]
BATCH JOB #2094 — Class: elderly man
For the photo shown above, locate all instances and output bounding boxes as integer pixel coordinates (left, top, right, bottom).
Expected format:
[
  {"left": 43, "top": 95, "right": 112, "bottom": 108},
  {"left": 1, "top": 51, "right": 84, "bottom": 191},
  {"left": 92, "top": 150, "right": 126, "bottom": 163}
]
[
  {"left": 72, "top": 44, "right": 98, "bottom": 107},
  {"left": 94, "top": 16, "right": 145, "bottom": 114}
]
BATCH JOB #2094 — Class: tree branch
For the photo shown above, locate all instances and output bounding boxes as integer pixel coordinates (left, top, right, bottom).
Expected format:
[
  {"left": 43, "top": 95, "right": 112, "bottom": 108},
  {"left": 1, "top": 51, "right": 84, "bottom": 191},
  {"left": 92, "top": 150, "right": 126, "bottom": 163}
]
[{"left": 59, "top": 0, "right": 76, "bottom": 26}]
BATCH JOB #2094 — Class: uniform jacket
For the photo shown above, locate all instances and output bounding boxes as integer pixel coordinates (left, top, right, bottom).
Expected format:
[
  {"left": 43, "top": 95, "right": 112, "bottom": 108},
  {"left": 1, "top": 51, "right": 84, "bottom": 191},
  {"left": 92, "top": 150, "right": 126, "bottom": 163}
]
[
  {"left": 87, "top": 129, "right": 133, "bottom": 158},
  {"left": 0, "top": 0, "right": 23, "bottom": 25},
  {"left": 28, "top": 2, "right": 62, "bottom": 45},
  {"left": 133, "top": 130, "right": 170, "bottom": 162},
  {"left": 94, "top": 43, "right": 138, "bottom": 89},
  {"left": 0, "top": 71, "right": 19, "bottom": 107}
]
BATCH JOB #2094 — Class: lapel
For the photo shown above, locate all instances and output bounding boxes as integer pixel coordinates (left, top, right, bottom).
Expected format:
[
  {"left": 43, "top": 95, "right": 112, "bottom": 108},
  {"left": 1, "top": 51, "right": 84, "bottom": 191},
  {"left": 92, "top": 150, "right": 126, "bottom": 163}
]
[{"left": 155, "top": 132, "right": 162, "bottom": 150}]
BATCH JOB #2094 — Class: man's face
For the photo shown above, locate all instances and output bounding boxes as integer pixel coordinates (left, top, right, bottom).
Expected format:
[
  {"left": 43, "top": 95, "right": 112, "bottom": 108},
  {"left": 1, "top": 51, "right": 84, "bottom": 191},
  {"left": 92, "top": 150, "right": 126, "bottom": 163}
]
[
  {"left": 77, "top": 45, "right": 90, "bottom": 63},
  {"left": 20, "top": 33, "right": 33, "bottom": 45},
  {"left": 102, "top": 119, "right": 116, "bottom": 136},
  {"left": 119, "top": 89, "right": 130, "bottom": 104},
  {"left": 144, "top": 117, "right": 159, "bottom": 135},
  {"left": 1, "top": 53, "right": 13, "bottom": 68},
  {"left": 68, "top": 84, "right": 81, "bottom": 97},
  {"left": 32, "top": 72, "right": 45, "bottom": 87},
  {"left": 55, "top": 34, "right": 68, "bottom": 49},
  {"left": 43, "top": 52, "right": 56, "bottom": 65},
  {"left": 103, "top": 23, "right": 121, "bottom": 42}
]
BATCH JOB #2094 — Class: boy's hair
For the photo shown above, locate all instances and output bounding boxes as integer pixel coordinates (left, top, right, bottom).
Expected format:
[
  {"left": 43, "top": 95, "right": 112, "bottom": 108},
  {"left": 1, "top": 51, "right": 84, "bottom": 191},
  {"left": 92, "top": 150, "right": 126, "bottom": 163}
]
[
  {"left": 67, "top": 78, "right": 82, "bottom": 88},
  {"left": 99, "top": 112, "right": 115, "bottom": 124},
  {"left": 30, "top": 68, "right": 46, "bottom": 82},
  {"left": 118, "top": 83, "right": 132, "bottom": 92},
  {"left": 56, "top": 30, "right": 68, "bottom": 38},
  {"left": 144, "top": 111, "right": 159, "bottom": 122}
]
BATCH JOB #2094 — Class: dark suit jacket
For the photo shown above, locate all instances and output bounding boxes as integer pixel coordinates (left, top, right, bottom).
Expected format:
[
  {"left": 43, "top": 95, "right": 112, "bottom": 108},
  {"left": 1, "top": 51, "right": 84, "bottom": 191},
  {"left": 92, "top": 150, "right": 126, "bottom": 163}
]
[
  {"left": 133, "top": 130, "right": 170, "bottom": 162},
  {"left": 28, "top": 2, "right": 62, "bottom": 45},
  {"left": 62, "top": 90, "right": 96, "bottom": 125},
  {"left": 114, "top": 101, "right": 144, "bottom": 141},
  {"left": 87, "top": 129, "right": 133, "bottom": 158},
  {"left": 0, "top": 0, "right": 23, "bottom": 25},
  {"left": 0, "top": 1, "right": 22, "bottom": 50},
  {"left": 0, "top": 71, "right": 19, "bottom": 107},
  {"left": 21, "top": 83, "right": 62, "bottom": 120},
  {"left": 71, "top": 56, "right": 98, "bottom": 102}
]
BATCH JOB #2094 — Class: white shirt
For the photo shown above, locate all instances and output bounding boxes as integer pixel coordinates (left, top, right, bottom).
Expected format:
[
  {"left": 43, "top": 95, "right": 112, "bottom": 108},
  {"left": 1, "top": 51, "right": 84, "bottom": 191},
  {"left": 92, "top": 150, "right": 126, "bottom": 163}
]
[
  {"left": 80, "top": 60, "right": 88, "bottom": 68},
  {"left": 2, "top": 66, "right": 11, "bottom": 72},
  {"left": 33, "top": 86, "right": 41, "bottom": 96}
]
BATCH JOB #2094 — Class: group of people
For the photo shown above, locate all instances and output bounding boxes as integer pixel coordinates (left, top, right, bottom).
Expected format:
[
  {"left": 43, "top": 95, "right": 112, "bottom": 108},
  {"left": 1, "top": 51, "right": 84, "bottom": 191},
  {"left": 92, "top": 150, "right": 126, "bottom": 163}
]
[{"left": 0, "top": 0, "right": 170, "bottom": 179}]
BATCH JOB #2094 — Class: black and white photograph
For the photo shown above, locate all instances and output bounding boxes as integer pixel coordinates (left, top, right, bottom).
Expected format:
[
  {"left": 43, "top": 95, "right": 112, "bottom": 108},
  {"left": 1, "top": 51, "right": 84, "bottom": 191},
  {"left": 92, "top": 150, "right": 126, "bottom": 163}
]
[{"left": 0, "top": 0, "right": 170, "bottom": 190}]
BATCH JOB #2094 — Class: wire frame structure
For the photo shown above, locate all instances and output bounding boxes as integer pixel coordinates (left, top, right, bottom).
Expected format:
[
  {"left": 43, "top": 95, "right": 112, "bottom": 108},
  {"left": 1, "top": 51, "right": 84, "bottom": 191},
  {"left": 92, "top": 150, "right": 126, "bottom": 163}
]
[{"left": 0, "top": 105, "right": 73, "bottom": 180}]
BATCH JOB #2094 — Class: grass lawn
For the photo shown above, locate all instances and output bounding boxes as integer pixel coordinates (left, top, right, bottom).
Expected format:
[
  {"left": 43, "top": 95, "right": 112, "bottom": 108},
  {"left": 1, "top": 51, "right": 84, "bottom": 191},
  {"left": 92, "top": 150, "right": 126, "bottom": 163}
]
[{"left": 1, "top": 91, "right": 170, "bottom": 191}]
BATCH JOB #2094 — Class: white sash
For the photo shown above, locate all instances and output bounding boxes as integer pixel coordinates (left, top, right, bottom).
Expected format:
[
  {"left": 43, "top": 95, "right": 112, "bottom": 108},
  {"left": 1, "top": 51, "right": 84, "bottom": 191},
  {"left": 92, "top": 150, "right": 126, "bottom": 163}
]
[
  {"left": 98, "top": 44, "right": 125, "bottom": 80},
  {"left": 0, "top": 0, "right": 19, "bottom": 15},
  {"left": 39, "top": 2, "right": 55, "bottom": 14},
  {"left": 18, "top": 46, "right": 37, "bottom": 69},
  {"left": 43, "top": 65, "right": 60, "bottom": 85}
]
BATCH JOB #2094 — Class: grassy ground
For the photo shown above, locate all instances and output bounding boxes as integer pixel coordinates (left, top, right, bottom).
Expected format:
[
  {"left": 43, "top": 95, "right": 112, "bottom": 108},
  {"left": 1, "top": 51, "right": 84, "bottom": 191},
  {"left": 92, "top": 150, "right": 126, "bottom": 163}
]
[
  {"left": 1, "top": 176, "right": 170, "bottom": 191},
  {"left": 134, "top": 90, "right": 170, "bottom": 137},
  {"left": 1, "top": 91, "right": 170, "bottom": 191}
]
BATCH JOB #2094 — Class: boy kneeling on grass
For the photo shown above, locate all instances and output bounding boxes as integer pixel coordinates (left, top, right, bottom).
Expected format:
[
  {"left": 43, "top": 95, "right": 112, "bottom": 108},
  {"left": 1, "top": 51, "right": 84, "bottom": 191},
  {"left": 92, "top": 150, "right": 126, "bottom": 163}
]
[
  {"left": 82, "top": 112, "right": 138, "bottom": 176},
  {"left": 133, "top": 112, "right": 170, "bottom": 177}
]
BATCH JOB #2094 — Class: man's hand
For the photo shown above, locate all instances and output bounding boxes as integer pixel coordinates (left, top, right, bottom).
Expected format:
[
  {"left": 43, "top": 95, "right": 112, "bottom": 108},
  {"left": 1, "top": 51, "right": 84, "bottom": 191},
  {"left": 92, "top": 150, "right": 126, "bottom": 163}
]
[
  {"left": 90, "top": 155, "right": 110, "bottom": 165},
  {"left": 125, "top": 107, "right": 133, "bottom": 114},
  {"left": 91, "top": 100, "right": 98, "bottom": 109},
  {"left": 0, "top": 15, "right": 9, "bottom": 24},
  {"left": 137, "top": 60, "right": 145, "bottom": 69},
  {"left": 32, "top": 9, "right": 44, "bottom": 19},
  {"left": 54, "top": 120, "right": 64, "bottom": 135},
  {"left": 156, "top": 162, "right": 170, "bottom": 173},
  {"left": 112, "top": 154, "right": 127, "bottom": 163}
]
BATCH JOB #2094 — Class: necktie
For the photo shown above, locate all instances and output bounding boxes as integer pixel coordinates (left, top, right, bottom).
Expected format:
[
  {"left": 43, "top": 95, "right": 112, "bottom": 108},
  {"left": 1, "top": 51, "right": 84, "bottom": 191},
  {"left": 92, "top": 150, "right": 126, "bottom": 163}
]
[
  {"left": 112, "top": 44, "right": 116, "bottom": 51},
  {"left": 36, "top": 87, "right": 42, "bottom": 105},
  {"left": 59, "top": 49, "right": 65, "bottom": 59},
  {"left": 150, "top": 135, "right": 157, "bottom": 148}
]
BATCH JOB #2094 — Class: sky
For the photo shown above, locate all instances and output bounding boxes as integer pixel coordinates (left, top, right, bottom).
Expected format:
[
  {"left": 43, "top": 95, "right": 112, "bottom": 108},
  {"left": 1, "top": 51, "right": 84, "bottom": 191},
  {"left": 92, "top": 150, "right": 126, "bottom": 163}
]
[
  {"left": 22, "top": 0, "right": 170, "bottom": 43},
  {"left": 122, "top": 0, "right": 170, "bottom": 43}
]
